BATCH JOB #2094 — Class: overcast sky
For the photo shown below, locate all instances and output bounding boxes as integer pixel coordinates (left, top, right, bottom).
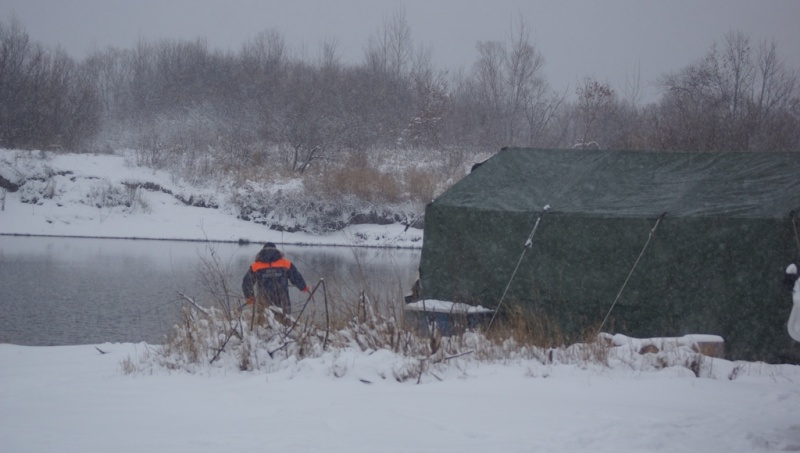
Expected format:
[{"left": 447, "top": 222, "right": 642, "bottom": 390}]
[{"left": 2, "top": 0, "right": 799, "bottom": 102}]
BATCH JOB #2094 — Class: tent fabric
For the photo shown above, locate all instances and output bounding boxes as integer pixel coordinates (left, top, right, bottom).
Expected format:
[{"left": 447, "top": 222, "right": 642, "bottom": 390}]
[
  {"left": 419, "top": 148, "right": 800, "bottom": 363},
  {"left": 435, "top": 148, "right": 800, "bottom": 217}
]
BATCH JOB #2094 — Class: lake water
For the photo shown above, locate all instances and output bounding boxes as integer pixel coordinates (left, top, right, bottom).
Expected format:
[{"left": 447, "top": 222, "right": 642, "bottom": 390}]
[{"left": 0, "top": 236, "right": 420, "bottom": 346}]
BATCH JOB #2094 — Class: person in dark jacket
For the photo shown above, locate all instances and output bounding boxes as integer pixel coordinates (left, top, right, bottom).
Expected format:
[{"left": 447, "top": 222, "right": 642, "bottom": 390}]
[{"left": 242, "top": 242, "right": 309, "bottom": 314}]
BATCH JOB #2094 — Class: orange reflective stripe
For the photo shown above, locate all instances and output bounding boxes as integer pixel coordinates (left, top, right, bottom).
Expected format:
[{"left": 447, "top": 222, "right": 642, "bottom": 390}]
[{"left": 250, "top": 258, "right": 292, "bottom": 272}]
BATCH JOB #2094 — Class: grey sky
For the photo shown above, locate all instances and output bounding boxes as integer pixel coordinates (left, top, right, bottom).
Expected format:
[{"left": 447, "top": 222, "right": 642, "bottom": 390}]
[{"left": 2, "top": 0, "right": 799, "bottom": 102}]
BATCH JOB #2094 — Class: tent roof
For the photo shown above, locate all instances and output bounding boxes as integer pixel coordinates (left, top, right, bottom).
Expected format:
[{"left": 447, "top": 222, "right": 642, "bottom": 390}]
[{"left": 433, "top": 148, "right": 800, "bottom": 218}]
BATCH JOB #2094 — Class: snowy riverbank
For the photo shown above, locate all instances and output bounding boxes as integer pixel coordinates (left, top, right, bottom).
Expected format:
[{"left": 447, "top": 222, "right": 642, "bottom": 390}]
[{"left": 0, "top": 149, "right": 423, "bottom": 248}]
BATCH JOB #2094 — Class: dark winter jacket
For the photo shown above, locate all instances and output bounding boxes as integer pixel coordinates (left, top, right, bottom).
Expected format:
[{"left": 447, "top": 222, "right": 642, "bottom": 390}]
[{"left": 242, "top": 247, "right": 308, "bottom": 313}]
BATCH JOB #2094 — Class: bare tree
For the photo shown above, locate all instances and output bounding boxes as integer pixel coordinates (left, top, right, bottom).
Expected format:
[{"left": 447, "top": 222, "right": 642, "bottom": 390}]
[
  {"left": 0, "top": 17, "right": 100, "bottom": 150},
  {"left": 574, "top": 76, "right": 618, "bottom": 147},
  {"left": 0, "top": 16, "right": 36, "bottom": 147},
  {"left": 654, "top": 30, "right": 799, "bottom": 152},
  {"left": 401, "top": 49, "right": 452, "bottom": 149},
  {"left": 359, "top": 7, "right": 418, "bottom": 147},
  {"left": 271, "top": 61, "right": 355, "bottom": 174},
  {"left": 623, "top": 61, "right": 645, "bottom": 107},
  {"left": 462, "top": 16, "right": 561, "bottom": 148},
  {"left": 750, "top": 38, "right": 799, "bottom": 150},
  {"left": 84, "top": 47, "right": 130, "bottom": 116},
  {"left": 472, "top": 40, "right": 506, "bottom": 145},
  {"left": 365, "top": 6, "right": 413, "bottom": 80}
]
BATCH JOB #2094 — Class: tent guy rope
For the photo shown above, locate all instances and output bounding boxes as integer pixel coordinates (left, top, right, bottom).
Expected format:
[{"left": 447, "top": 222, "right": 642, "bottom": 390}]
[
  {"left": 487, "top": 204, "right": 550, "bottom": 329},
  {"left": 597, "top": 212, "right": 667, "bottom": 334}
]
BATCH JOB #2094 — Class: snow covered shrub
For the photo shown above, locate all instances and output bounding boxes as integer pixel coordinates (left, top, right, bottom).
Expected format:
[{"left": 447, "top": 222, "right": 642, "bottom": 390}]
[
  {"left": 172, "top": 190, "right": 218, "bottom": 209},
  {"left": 132, "top": 126, "right": 170, "bottom": 169},
  {"left": 559, "top": 334, "right": 613, "bottom": 367},
  {"left": 42, "top": 177, "right": 56, "bottom": 199},
  {"left": 120, "top": 355, "right": 138, "bottom": 375},
  {"left": 159, "top": 305, "right": 221, "bottom": 369},
  {"left": 85, "top": 178, "right": 151, "bottom": 213},
  {"left": 86, "top": 178, "right": 126, "bottom": 208},
  {"left": 228, "top": 162, "right": 427, "bottom": 234},
  {"left": 17, "top": 178, "right": 49, "bottom": 205},
  {"left": 172, "top": 149, "right": 217, "bottom": 186},
  {"left": 125, "top": 185, "right": 152, "bottom": 214},
  {"left": 0, "top": 154, "right": 25, "bottom": 192},
  {"left": 150, "top": 292, "right": 462, "bottom": 381},
  {"left": 230, "top": 179, "right": 320, "bottom": 232},
  {"left": 229, "top": 178, "right": 374, "bottom": 233},
  {"left": 3, "top": 155, "right": 54, "bottom": 203},
  {"left": 222, "top": 147, "right": 457, "bottom": 233}
]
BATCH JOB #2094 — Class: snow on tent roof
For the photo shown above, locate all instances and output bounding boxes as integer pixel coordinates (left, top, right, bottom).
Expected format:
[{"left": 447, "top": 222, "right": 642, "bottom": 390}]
[{"left": 433, "top": 148, "right": 800, "bottom": 218}]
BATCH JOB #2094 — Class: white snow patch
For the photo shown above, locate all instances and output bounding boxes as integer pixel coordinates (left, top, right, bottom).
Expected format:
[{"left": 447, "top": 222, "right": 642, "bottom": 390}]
[{"left": 405, "top": 299, "right": 494, "bottom": 314}]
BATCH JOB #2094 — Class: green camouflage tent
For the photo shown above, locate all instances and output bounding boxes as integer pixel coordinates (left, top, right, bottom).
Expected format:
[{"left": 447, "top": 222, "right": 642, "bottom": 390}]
[{"left": 418, "top": 147, "right": 800, "bottom": 363}]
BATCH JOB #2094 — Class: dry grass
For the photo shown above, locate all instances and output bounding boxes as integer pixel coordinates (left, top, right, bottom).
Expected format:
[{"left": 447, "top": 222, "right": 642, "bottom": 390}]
[
  {"left": 300, "top": 147, "right": 470, "bottom": 206},
  {"left": 304, "top": 155, "right": 443, "bottom": 205},
  {"left": 120, "top": 356, "right": 137, "bottom": 375},
  {"left": 486, "top": 305, "right": 567, "bottom": 348},
  {"left": 123, "top": 245, "right": 714, "bottom": 379},
  {"left": 309, "top": 155, "right": 403, "bottom": 203},
  {"left": 136, "top": 295, "right": 714, "bottom": 379}
]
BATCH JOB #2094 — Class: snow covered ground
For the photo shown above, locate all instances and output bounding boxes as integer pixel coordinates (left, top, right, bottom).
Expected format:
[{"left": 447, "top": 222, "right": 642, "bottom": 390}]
[
  {"left": 2, "top": 149, "right": 800, "bottom": 452},
  {"left": 2, "top": 340, "right": 799, "bottom": 452}
]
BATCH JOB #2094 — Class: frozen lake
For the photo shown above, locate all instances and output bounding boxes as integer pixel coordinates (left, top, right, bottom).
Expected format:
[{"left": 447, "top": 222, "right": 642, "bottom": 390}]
[{"left": 0, "top": 236, "right": 420, "bottom": 345}]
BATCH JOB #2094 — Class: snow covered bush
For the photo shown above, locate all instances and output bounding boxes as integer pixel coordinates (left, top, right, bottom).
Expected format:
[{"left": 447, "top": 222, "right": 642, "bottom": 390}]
[
  {"left": 229, "top": 177, "right": 422, "bottom": 233},
  {"left": 85, "top": 178, "right": 151, "bottom": 213},
  {"left": 0, "top": 152, "right": 26, "bottom": 192},
  {"left": 13, "top": 163, "right": 70, "bottom": 205},
  {"left": 18, "top": 177, "right": 55, "bottom": 205},
  {"left": 219, "top": 146, "right": 483, "bottom": 233},
  {"left": 150, "top": 297, "right": 432, "bottom": 379}
]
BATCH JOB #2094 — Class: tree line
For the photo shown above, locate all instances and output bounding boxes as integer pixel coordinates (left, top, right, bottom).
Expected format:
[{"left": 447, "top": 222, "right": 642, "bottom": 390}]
[{"left": 1, "top": 12, "right": 798, "bottom": 172}]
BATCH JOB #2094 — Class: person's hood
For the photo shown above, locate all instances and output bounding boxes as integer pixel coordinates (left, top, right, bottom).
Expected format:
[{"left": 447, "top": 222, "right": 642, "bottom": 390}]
[{"left": 256, "top": 247, "right": 283, "bottom": 263}]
